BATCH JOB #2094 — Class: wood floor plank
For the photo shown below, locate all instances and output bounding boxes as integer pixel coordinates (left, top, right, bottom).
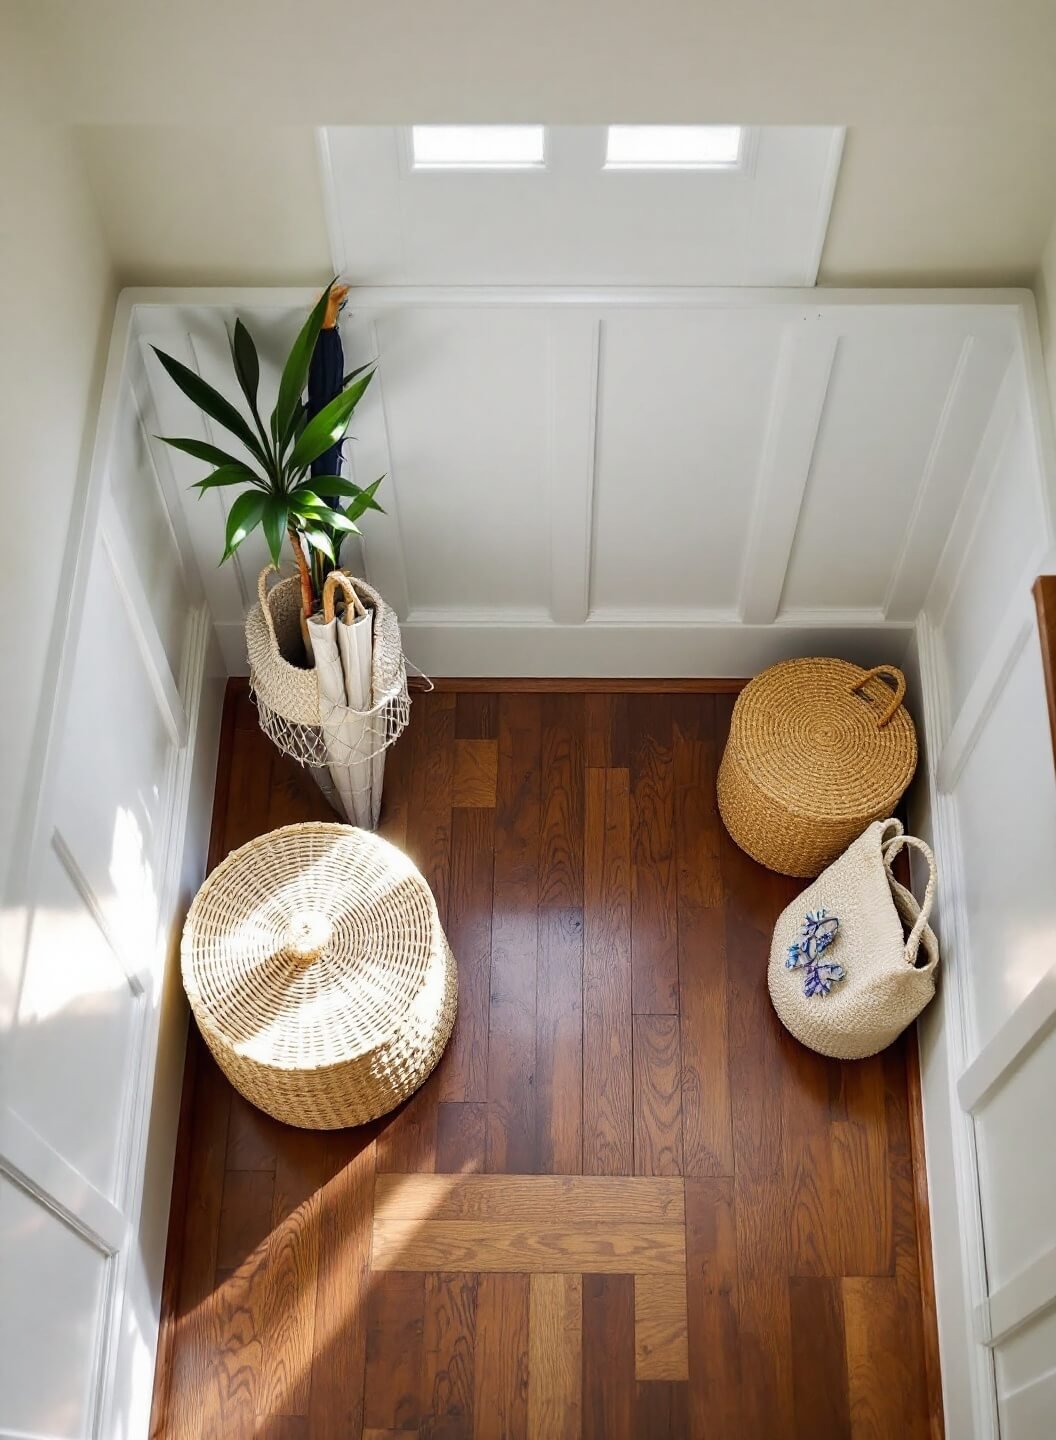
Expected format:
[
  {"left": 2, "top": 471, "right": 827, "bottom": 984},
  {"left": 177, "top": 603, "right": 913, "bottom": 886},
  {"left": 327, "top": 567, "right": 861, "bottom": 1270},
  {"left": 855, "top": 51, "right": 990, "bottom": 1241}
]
[
  {"left": 200, "top": 1260, "right": 268, "bottom": 1435},
  {"left": 439, "top": 805, "right": 495, "bottom": 1103},
  {"left": 225, "top": 1091, "right": 280, "bottom": 1173},
  {"left": 473, "top": 1273, "right": 530, "bottom": 1440},
  {"left": 487, "top": 694, "right": 542, "bottom": 1174},
  {"left": 734, "top": 1171, "right": 796, "bottom": 1440},
  {"left": 215, "top": 1169, "right": 275, "bottom": 1274},
  {"left": 410, "top": 690, "right": 457, "bottom": 815},
  {"left": 677, "top": 904, "right": 733, "bottom": 1178},
  {"left": 635, "top": 1381, "right": 689, "bottom": 1439},
  {"left": 883, "top": 1042, "right": 932, "bottom": 1440},
  {"left": 371, "top": 1220, "right": 686, "bottom": 1274},
  {"left": 258, "top": 1131, "right": 326, "bottom": 1416},
  {"left": 584, "top": 693, "right": 629, "bottom": 769},
  {"left": 452, "top": 738, "right": 498, "bottom": 807},
  {"left": 377, "top": 725, "right": 410, "bottom": 850},
  {"left": 782, "top": 1031, "right": 840, "bottom": 1277},
  {"left": 527, "top": 1273, "right": 582, "bottom": 1440},
  {"left": 454, "top": 690, "right": 498, "bottom": 740},
  {"left": 437, "top": 1101, "right": 488, "bottom": 1174},
  {"left": 633, "top": 1015, "right": 684, "bottom": 1177},
  {"left": 539, "top": 692, "right": 585, "bottom": 908},
  {"left": 420, "top": 1272, "right": 477, "bottom": 1440},
  {"left": 405, "top": 692, "right": 456, "bottom": 925},
  {"left": 364, "top": 1271, "right": 426, "bottom": 1432},
  {"left": 844, "top": 1276, "right": 907, "bottom": 1440},
  {"left": 162, "top": 1046, "right": 232, "bottom": 1434},
  {"left": 634, "top": 1274, "right": 689, "bottom": 1381},
  {"left": 307, "top": 1129, "right": 376, "bottom": 1440},
  {"left": 377, "top": 696, "right": 455, "bottom": 1176},
  {"left": 721, "top": 822, "right": 788, "bottom": 1181},
  {"left": 628, "top": 696, "right": 678, "bottom": 1014},
  {"left": 536, "top": 906, "right": 584, "bottom": 1174},
  {"left": 582, "top": 1273, "right": 635, "bottom": 1440},
  {"left": 684, "top": 1177, "right": 740, "bottom": 1439},
  {"left": 583, "top": 766, "right": 633, "bottom": 1176},
  {"left": 833, "top": 1057, "right": 893, "bottom": 1276},
  {"left": 373, "top": 1173, "right": 685, "bottom": 1223},
  {"left": 789, "top": 1276, "right": 851, "bottom": 1438}
]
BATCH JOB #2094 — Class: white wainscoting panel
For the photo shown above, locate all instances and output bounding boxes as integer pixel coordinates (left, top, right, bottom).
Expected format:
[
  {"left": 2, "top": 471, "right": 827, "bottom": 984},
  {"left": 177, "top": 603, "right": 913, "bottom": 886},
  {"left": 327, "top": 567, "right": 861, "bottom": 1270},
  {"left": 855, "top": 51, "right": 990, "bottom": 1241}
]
[
  {"left": 0, "top": 293, "right": 223, "bottom": 1440},
  {"left": 132, "top": 287, "right": 1030, "bottom": 679}
]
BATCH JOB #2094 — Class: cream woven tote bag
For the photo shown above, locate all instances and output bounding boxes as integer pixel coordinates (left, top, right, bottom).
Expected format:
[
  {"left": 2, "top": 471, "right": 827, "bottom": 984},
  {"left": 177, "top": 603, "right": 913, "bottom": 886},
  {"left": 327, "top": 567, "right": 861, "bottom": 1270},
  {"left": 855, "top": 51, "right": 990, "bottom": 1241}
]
[{"left": 767, "top": 818, "right": 939, "bottom": 1059}]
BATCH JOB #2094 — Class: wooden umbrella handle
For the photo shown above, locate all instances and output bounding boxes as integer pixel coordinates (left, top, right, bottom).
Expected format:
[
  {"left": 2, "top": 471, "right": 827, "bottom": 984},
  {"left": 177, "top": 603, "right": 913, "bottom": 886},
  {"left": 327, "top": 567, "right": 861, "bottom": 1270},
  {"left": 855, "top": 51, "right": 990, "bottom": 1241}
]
[{"left": 322, "top": 570, "right": 367, "bottom": 625}]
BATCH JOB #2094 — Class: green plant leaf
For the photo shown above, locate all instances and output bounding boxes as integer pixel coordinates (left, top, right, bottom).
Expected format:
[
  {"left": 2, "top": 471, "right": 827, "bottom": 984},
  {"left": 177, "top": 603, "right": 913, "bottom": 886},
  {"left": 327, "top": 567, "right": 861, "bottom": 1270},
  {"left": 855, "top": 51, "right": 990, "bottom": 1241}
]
[
  {"left": 193, "top": 464, "right": 265, "bottom": 493},
  {"left": 288, "top": 370, "right": 374, "bottom": 473},
  {"left": 156, "top": 435, "right": 251, "bottom": 470},
  {"left": 230, "top": 318, "right": 272, "bottom": 461},
  {"left": 231, "top": 318, "right": 260, "bottom": 410},
  {"left": 301, "top": 503, "right": 360, "bottom": 533},
  {"left": 341, "top": 360, "right": 375, "bottom": 387},
  {"left": 273, "top": 281, "right": 335, "bottom": 451},
  {"left": 301, "top": 475, "right": 385, "bottom": 513},
  {"left": 301, "top": 527, "right": 336, "bottom": 562},
  {"left": 220, "top": 490, "right": 266, "bottom": 562},
  {"left": 261, "top": 497, "right": 288, "bottom": 567},
  {"left": 151, "top": 346, "right": 269, "bottom": 469}
]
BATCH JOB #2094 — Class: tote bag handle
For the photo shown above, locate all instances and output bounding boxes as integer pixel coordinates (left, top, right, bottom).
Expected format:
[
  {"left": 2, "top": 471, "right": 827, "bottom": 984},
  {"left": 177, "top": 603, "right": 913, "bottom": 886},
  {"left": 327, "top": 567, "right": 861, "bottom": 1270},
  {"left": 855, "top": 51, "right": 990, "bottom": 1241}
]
[{"left": 879, "top": 820, "right": 939, "bottom": 970}]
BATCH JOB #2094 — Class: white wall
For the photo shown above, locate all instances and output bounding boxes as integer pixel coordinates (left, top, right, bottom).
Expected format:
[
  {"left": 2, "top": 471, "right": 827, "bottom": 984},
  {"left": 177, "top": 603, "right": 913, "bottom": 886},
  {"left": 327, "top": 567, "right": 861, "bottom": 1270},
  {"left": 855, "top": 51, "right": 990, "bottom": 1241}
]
[
  {"left": 911, "top": 323, "right": 1056, "bottom": 1438},
  {"left": 0, "top": 122, "right": 115, "bottom": 895}
]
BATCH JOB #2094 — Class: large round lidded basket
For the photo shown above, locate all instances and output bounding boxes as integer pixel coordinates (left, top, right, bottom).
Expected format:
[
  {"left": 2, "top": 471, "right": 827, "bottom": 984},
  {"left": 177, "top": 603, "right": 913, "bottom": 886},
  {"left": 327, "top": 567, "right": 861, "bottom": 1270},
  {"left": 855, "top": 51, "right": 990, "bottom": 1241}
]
[
  {"left": 181, "top": 822, "right": 457, "bottom": 1129},
  {"left": 717, "top": 659, "right": 917, "bottom": 878}
]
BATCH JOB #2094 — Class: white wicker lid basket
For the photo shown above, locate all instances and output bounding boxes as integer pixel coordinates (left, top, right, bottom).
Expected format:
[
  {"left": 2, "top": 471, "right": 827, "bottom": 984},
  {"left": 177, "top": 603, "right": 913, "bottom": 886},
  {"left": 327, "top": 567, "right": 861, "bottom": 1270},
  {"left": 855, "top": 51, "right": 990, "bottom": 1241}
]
[{"left": 181, "top": 822, "right": 457, "bottom": 1129}]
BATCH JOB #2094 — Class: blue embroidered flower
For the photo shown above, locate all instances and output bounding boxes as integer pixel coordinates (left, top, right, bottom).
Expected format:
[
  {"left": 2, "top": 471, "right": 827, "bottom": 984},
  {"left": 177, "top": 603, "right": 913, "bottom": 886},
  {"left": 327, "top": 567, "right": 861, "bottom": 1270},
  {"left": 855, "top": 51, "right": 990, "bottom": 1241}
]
[
  {"left": 784, "top": 909, "right": 844, "bottom": 997},
  {"left": 799, "top": 909, "right": 839, "bottom": 960},
  {"left": 803, "top": 959, "right": 846, "bottom": 997}
]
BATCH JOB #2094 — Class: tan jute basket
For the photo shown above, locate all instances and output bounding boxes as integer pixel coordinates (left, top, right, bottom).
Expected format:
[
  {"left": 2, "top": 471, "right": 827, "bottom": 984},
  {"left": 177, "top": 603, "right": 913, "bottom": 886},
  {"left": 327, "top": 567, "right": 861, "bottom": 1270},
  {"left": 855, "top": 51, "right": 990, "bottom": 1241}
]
[
  {"left": 182, "top": 823, "right": 457, "bottom": 1129},
  {"left": 717, "top": 659, "right": 918, "bottom": 878}
]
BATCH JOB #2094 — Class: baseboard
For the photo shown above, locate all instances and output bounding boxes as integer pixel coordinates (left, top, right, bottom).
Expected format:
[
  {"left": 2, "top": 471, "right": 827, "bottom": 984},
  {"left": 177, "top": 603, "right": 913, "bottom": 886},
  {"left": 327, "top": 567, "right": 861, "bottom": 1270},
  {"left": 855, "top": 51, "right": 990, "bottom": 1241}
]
[{"left": 216, "top": 617, "right": 914, "bottom": 680}]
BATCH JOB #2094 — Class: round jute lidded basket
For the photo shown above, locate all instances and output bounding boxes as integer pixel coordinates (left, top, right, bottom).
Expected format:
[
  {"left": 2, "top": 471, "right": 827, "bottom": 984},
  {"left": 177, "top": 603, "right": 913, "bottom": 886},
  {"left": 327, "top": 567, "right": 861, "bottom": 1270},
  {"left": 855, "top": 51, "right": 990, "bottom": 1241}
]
[
  {"left": 182, "top": 822, "right": 457, "bottom": 1129},
  {"left": 717, "top": 659, "right": 918, "bottom": 878}
]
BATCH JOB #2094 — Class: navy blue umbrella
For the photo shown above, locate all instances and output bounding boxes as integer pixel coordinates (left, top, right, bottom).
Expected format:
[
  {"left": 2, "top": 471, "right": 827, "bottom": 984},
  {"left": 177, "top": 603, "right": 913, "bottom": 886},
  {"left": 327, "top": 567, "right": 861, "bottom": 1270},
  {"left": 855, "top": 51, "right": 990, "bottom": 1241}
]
[{"left": 308, "top": 323, "right": 345, "bottom": 491}]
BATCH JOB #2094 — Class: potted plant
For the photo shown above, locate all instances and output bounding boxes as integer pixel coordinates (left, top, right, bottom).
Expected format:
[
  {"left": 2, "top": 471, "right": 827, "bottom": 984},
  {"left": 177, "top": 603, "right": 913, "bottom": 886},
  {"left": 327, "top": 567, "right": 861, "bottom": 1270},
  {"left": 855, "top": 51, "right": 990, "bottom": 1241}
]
[{"left": 152, "top": 278, "right": 382, "bottom": 630}]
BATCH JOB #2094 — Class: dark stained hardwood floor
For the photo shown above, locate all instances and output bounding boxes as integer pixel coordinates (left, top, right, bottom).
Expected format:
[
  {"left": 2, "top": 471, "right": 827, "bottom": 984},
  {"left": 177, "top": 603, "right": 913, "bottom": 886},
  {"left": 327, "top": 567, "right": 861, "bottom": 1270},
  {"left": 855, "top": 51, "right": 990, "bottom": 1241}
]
[{"left": 150, "top": 681, "right": 942, "bottom": 1440}]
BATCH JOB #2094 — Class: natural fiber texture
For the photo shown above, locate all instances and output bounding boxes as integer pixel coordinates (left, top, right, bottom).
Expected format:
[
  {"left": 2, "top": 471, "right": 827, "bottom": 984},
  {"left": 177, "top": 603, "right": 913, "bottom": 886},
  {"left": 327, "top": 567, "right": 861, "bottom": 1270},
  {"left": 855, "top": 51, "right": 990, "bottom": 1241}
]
[
  {"left": 182, "top": 822, "right": 457, "bottom": 1129},
  {"left": 768, "top": 819, "right": 939, "bottom": 1059},
  {"left": 245, "top": 567, "right": 410, "bottom": 774},
  {"left": 717, "top": 659, "right": 918, "bottom": 877}
]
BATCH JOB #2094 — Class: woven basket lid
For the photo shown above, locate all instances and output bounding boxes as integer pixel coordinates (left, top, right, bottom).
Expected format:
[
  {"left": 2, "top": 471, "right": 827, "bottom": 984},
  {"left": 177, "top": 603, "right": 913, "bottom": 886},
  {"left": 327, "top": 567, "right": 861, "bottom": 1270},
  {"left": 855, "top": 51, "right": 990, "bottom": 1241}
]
[
  {"left": 730, "top": 659, "right": 917, "bottom": 820},
  {"left": 182, "top": 822, "right": 441, "bottom": 1072}
]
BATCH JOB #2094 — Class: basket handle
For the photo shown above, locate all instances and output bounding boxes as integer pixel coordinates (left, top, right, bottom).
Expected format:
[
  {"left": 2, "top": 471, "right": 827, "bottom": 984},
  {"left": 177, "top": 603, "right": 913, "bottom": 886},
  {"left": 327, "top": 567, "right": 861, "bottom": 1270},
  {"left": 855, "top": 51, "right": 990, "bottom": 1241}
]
[
  {"left": 322, "top": 570, "right": 367, "bottom": 626},
  {"left": 850, "top": 665, "right": 907, "bottom": 728},
  {"left": 257, "top": 565, "right": 281, "bottom": 647},
  {"left": 882, "top": 829, "right": 939, "bottom": 969}
]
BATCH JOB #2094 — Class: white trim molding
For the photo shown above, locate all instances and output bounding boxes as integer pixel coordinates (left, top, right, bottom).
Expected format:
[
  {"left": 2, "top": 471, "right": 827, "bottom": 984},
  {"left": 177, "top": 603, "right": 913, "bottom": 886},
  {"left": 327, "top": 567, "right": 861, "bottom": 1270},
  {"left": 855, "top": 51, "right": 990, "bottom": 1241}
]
[
  {"left": 975, "top": 1243, "right": 1056, "bottom": 1349},
  {"left": 958, "top": 959, "right": 1056, "bottom": 1115}
]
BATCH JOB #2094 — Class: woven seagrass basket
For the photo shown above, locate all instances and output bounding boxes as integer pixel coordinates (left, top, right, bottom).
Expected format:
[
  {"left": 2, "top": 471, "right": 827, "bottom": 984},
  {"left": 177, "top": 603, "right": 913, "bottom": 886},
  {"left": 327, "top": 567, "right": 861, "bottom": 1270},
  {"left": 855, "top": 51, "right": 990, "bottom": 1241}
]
[
  {"left": 182, "top": 822, "right": 457, "bottom": 1129},
  {"left": 717, "top": 659, "right": 918, "bottom": 878}
]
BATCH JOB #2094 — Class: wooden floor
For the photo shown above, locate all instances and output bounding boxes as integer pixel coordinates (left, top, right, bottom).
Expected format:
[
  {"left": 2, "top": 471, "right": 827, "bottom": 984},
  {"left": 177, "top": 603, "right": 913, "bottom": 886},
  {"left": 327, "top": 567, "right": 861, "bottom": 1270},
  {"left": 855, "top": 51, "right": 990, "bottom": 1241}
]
[{"left": 150, "top": 681, "right": 942, "bottom": 1440}]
